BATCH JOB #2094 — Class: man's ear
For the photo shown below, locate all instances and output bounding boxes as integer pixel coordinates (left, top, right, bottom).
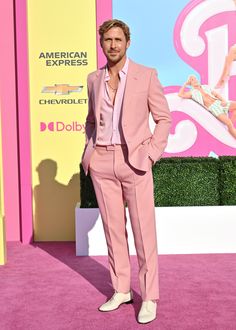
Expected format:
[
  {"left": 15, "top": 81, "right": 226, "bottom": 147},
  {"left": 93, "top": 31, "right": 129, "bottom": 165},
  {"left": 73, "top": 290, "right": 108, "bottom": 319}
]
[{"left": 126, "top": 40, "right": 131, "bottom": 49}]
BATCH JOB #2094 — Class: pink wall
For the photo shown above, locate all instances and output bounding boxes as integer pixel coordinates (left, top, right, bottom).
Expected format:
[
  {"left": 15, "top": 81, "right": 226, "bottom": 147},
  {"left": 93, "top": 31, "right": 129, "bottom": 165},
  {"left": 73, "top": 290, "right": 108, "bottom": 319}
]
[
  {"left": 96, "top": 0, "right": 113, "bottom": 67},
  {"left": 15, "top": 0, "right": 33, "bottom": 243},
  {"left": 0, "top": 1, "right": 21, "bottom": 240}
]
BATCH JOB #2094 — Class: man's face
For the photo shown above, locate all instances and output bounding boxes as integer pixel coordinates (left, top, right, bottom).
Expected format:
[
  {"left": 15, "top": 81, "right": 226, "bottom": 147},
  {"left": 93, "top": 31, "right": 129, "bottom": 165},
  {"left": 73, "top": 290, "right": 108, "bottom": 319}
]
[
  {"left": 101, "top": 27, "right": 130, "bottom": 64},
  {"left": 189, "top": 76, "right": 199, "bottom": 87}
]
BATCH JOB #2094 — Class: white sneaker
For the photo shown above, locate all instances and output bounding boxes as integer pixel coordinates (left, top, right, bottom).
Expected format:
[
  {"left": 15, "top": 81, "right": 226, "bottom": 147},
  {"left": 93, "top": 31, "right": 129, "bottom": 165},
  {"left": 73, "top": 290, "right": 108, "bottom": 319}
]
[
  {"left": 137, "top": 300, "right": 157, "bottom": 324},
  {"left": 98, "top": 291, "right": 133, "bottom": 312}
]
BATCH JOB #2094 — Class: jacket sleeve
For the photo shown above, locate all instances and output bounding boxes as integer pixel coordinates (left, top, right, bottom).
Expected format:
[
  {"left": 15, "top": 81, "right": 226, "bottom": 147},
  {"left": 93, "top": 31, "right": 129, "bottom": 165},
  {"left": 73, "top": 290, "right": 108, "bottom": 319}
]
[{"left": 147, "top": 69, "right": 172, "bottom": 163}]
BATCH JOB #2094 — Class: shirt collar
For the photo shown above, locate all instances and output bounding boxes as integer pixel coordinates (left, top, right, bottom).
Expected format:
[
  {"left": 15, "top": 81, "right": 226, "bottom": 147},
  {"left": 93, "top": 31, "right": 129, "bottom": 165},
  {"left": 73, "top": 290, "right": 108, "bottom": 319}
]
[
  {"left": 105, "top": 57, "right": 129, "bottom": 81},
  {"left": 121, "top": 57, "right": 129, "bottom": 75}
]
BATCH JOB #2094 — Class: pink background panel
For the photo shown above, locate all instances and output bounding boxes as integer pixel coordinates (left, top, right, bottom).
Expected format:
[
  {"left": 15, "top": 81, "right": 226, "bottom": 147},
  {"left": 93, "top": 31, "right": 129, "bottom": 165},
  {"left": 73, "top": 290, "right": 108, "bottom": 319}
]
[
  {"left": 15, "top": 0, "right": 33, "bottom": 243},
  {"left": 163, "top": 86, "right": 236, "bottom": 158},
  {"left": 0, "top": 1, "right": 21, "bottom": 240},
  {"left": 96, "top": 0, "right": 113, "bottom": 68},
  {"left": 169, "top": 0, "right": 236, "bottom": 157}
]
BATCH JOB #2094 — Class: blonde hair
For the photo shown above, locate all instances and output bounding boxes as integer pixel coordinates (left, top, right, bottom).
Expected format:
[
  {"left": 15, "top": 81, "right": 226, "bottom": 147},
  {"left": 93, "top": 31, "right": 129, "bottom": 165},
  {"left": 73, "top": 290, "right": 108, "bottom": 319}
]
[
  {"left": 99, "top": 19, "right": 130, "bottom": 42},
  {"left": 187, "top": 74, "right": 198, "bottom": 85}
]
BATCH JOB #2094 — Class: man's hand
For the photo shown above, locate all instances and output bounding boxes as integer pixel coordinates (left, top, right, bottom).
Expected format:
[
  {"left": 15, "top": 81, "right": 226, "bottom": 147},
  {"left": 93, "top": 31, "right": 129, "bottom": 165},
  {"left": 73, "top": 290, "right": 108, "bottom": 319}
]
[{"left": 178, "top": 81, "right": 192, "bottom": 99}]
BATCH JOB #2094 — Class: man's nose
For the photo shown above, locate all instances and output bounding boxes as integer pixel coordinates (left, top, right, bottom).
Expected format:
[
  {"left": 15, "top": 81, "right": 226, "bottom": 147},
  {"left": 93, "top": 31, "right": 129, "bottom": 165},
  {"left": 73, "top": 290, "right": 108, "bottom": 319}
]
[{"left": 111, "top": 40, "right": 116, "bottom": 48}]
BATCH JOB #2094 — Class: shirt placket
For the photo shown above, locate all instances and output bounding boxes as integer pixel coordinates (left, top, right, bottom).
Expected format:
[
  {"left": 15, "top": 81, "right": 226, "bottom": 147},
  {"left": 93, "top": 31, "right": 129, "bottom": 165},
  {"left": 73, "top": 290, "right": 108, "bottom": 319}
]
[{"left": 112, "top": 72, "right": 123, "bottom": 145}]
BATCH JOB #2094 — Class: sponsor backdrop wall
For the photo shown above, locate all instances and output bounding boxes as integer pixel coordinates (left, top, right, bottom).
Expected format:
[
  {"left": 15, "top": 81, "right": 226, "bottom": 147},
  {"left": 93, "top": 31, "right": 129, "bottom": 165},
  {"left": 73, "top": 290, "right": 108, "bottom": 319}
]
[
  {"left": 1, "top": 0, "right": 235, "bottom": 243},
  {"left": 27, "top": 0, "right": 97, "bottom": 240},
  {"left": 113, "top": 0, "right": 236, "bottom": 156}
]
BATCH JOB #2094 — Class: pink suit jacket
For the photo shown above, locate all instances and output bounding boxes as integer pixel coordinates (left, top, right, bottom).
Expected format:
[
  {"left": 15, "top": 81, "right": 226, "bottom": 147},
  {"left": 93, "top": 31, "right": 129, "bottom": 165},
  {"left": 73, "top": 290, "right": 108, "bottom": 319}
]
[{"left": 82, "top": 60, "right": 171, "bottom": 175}]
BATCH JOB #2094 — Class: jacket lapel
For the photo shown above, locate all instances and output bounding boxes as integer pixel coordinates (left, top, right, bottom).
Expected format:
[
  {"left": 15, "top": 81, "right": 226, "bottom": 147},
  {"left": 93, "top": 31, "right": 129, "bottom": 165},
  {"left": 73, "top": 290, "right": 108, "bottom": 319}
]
[
  {"left": 92, "top": 68, "right": 105, "bottom": 124},
  {"left": 122, "top": 60, "right": 139, "bottom": 116}
]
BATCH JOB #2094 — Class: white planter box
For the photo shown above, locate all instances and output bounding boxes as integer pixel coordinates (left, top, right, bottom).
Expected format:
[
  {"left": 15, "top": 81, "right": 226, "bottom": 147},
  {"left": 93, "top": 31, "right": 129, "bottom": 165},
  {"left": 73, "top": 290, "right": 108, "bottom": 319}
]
[{"left": 75, "top": 206, "right": 236, "bottom": 256}]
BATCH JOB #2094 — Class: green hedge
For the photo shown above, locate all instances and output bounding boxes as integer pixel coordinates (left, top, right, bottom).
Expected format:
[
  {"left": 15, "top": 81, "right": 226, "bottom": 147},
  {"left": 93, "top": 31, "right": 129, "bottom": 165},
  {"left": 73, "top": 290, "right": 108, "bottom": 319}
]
[
  {"left": 152, "top": 157, "right": 220, "bottom": 206},
  {"left": 219, "top": 156, "right": 236, "bottom": 205},
  {"left": 80, "top": 156, "right": 236, "bottom": 207}
]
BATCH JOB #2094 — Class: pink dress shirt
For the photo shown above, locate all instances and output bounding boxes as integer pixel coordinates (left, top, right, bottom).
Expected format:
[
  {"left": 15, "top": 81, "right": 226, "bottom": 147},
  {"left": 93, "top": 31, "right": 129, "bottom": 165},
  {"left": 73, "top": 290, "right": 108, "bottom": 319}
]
[{"left": 96, "top": 58, "right": 129, "bottom": 145}]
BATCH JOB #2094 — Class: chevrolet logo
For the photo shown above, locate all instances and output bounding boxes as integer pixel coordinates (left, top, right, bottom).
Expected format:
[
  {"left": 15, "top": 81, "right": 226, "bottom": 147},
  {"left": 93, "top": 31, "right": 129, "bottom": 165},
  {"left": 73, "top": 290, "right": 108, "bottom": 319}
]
[{"left": 42, "top": 84, "right": 83, "bottom": 95}]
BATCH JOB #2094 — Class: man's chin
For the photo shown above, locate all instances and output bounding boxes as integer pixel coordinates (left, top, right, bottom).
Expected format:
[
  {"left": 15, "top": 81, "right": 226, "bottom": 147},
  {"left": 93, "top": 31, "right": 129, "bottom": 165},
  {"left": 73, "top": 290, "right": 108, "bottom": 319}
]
[{"left": 107, "top": 56, "right": 120, "bottom": 64}]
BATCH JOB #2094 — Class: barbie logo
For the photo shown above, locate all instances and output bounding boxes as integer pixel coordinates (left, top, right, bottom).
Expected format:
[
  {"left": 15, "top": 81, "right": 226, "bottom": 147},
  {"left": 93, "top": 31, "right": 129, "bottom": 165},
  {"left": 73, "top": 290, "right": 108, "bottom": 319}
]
[{"left": 164, "top": 0, "right": 236, "bottom": 157}]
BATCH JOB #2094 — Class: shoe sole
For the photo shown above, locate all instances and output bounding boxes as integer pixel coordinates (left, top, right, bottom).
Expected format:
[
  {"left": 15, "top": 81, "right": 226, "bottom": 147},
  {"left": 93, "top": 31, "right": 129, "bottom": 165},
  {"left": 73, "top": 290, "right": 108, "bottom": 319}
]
[
  {"left": 137, "top": 316, "right": 157, "bottom": 324},
  {"left": 98, "top": 299, "right": 134, "bottom": 312}
]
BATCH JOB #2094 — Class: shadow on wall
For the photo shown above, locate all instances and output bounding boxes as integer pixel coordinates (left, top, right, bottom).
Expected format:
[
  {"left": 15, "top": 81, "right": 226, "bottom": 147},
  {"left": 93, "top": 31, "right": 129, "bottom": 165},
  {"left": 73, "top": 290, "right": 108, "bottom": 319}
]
[{"left": 33, "top": 159, "right": 80, "bottom": 241}]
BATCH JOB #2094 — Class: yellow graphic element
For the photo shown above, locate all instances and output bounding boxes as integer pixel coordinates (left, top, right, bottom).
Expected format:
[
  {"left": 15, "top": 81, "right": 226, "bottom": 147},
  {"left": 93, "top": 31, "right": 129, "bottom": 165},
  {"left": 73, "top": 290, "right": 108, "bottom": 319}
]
[
  {"left": 0, "top": 107, "right": 6, "bottom": 265},
  {"left": 42, "top": 84, "right": 83, "bottom": 95},
  {"left": 27, "top": 0, "right": 97, "bottom": 241}
]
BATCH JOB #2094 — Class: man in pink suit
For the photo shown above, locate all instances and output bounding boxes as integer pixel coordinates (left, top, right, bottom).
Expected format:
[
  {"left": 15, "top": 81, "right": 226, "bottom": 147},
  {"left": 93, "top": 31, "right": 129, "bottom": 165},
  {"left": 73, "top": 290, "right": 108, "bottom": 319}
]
[{"left": 82, "top": 19, "right": 171, "bottom": 324}]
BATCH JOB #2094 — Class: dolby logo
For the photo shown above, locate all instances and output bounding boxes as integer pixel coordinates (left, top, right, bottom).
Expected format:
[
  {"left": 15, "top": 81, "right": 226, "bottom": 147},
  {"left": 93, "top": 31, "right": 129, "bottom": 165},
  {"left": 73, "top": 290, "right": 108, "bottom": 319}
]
[{"left": 40, "top": 121, "right": 85, "bottom": 133}]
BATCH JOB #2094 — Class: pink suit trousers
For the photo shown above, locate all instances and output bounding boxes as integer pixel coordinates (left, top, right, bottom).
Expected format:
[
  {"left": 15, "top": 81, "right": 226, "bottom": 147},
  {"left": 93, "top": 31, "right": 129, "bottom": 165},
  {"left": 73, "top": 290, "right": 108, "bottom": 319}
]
[{"left": 89, "top": 144, "right": 159, "bottom": 301}]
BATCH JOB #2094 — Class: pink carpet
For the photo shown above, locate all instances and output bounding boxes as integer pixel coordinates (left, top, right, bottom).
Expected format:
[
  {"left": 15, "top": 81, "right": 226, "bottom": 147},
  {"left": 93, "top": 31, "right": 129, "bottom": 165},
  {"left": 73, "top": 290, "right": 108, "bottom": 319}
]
[{"left": 0, "top": 242, "right": 236, "bottom": 329}]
